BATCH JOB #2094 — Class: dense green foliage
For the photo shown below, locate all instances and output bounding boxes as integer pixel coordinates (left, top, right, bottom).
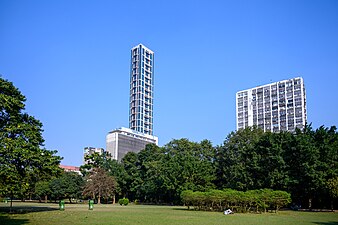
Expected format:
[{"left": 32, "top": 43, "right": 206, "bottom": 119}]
[
  {"left": 49, "top": 172, "right": 84, "bottom": 202},
  {"left": 0, "top": 77, "right": 62, "bottom": 201},
  {"left": 216, "top": 126, "right": 338, "bottom": 208},
  {"left": 34, "top": 181, "right": 51, "bottom": 203},
  {"left": 34, "top": 172, "right": 84, "bottom": 203},
  {"left": 121, "top": 139, "right": 216, "bottom": 204},
  {"left": 327, "top": 177, "right": 338, "bottom": 209},
  {"left": 327, "top": 177, "right": 338, "bottom": 199},
  {"left": 181, "top": 189, "right": 291, "bottom": 213}
]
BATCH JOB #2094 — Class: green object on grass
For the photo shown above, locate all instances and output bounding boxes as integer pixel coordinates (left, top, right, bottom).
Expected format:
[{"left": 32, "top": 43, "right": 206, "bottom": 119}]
[
  {"left": 89, "top": 200, "right": 94, "bottom": 210},
  {"left": 59, "top": 200, "right": 65, "bottom": 211}
]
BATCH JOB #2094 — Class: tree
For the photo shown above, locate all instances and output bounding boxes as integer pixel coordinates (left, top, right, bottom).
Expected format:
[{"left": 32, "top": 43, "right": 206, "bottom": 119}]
[
  {"left": 83, "top": 168, "right": 117, "bottom": 204},
  {"left": 158, "top": 139, "right": 216, "bottom": 204},
  {"left": 215, "top": 126, "right": 265, "bottom": 190},
  {"left": 284, "top": 125, "right": 322, "bottom": 208},
  {"left": 49, "top": 176, "right": 66, "bottom": 201},
  {"left": 327, "top": 177, "right": 338, "bottom": 210},
  {"left": 80, "top": 151, "right": 127, "bottom": 201},
  {"left": 60, "top": 172, "right": 84, "bottom": 203},
  {"left": 48, "top": 172, "right": 85, "bottom": 203},
  {"left": 254, "top": 131, "right": 291, "bottom": 190},
  {"left": 0, "top": 77, "right": 62, "bottom": 209},
  {"left": 104, "top": 159, "right": 127, "bottom": 202},
  {"left": 35, "top": 181, "right": 51, "bottom": 203},
  {"left": 121, "top": 151, "right": 141, "bottom": 200},
  {"left": 314, "top": 126, "right": 338, "bottom": 208},
  {"left": 123, "top": 144, "right": 165, "bottom": 202}
]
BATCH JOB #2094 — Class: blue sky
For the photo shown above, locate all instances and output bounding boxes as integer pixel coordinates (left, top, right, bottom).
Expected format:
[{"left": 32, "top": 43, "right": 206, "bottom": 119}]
[{"left": 1, "top": 0, "right": 338, "bottom": 166}]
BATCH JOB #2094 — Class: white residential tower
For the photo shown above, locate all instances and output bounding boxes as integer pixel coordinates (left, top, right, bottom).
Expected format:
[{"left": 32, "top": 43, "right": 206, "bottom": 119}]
[{"left": 236, "top": 77, "right": 307, "bottom": 132}]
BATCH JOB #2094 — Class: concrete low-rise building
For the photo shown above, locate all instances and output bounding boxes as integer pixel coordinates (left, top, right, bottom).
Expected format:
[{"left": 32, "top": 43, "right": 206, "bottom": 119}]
[{"left": 106, "top": 127, "right": 158, "bottom": 161}]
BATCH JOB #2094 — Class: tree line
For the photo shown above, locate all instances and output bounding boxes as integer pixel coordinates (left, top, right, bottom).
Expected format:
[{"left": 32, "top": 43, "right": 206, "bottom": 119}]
[
  {"left": 1, "top": 76, "right": 338, "bottom": 209},
  {"left": 80, "top": 125, "right": 338, "bottom": 209},
  {"left": 35, "top": 168, "right": 117, "bottom": 204}
]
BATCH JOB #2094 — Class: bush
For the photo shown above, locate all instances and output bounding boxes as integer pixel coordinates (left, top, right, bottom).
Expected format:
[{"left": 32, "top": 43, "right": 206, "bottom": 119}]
[
  {"left": 118, "top": 197, "right": 129, "bottom": 206},
  {"left": 181, "top": 189, "right": 291, "bottom": 213}
]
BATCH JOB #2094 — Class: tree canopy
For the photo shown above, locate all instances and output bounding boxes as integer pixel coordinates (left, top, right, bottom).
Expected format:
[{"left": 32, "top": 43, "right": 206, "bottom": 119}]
[
  {"left": 0, "top": 77, "right": 63, "bottom": 200},
  {"left": 49, "top": 172, "right": 84, "bottom": 202},
  {"left": 215, "top": 125, "right": 338, "bottom": 208}
]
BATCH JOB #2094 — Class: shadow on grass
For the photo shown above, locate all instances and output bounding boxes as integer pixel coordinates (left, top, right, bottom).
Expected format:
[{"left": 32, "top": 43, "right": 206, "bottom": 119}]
[
  {"left": 312, "top": 222, "right": 338, "bottom": 225},
  {"left": 172, "top": 207, "right": 190, "bottom": 211},
  {"left": 171, "top": 207, "right": 209, "bottom": 212},
  {"left": 0, "top": 205, "right": 58, "bottom": 214},
  {"left": 0, "top": 213, "right": 29, "bottom": 225},
  {"left": 314, "top": 221, "right": 338, "bottom": 225}
]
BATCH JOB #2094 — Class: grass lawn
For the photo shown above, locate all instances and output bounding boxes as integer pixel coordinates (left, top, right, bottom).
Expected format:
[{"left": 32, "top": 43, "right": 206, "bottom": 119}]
[{"left": 0, "top": 202, "right": 337, "bottom": 225}]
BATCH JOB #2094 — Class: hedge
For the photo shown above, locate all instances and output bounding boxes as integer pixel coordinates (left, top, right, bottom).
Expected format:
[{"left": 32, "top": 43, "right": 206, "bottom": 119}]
[{"left": 181, "top": 189, "right": 291, "bottom": 213}]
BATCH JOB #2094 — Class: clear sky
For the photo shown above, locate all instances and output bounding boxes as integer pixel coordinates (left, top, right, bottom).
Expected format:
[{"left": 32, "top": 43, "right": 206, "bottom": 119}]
[{"left": 1, "top": 0, "right": 338, "bottom": 166}]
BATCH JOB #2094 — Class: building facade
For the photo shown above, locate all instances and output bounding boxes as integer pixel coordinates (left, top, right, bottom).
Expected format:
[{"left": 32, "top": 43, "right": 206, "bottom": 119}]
[
  {"left": 106, "top": 127, "right": 158, "bottom": 161},
  {"left": 236, "top": 77, "right": 307, "bottom": 132},
  {"left": 83, "top": 147, "right": 105, "bottom": 164},
  {"left": 59, "top": 165, "right": 81, "bottom": 175},
  {"left": 129, "top": 44, "right": 154, "bottom": 135}
]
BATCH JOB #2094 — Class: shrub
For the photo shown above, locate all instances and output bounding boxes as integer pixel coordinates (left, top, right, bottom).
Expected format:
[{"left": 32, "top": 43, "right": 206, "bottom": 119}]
[{"left": 118, "top": 197, "right": 129, "bottom": 206}]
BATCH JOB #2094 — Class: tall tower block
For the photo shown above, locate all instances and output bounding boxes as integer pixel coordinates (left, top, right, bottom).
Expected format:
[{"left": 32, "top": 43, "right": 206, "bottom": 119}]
[{"left": 129, "top": 44, "right": 154, "bottom": 135}]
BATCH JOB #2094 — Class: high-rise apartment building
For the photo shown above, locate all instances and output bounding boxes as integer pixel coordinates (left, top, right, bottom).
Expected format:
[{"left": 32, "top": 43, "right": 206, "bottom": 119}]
[
  {"left": 106, "top": 44, "right": 158, "bottom": 161},
  {"left": 129, "top": 44, "right": 154, "bottom": 135},
  {"left": 236, "top": 77, "right": 307, "bottom": 132}
]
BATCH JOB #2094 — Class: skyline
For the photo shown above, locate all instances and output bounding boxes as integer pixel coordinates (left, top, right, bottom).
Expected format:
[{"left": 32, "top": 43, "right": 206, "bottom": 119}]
[{"left": 1, "top": 1, "right": 338, "bottom": 166}]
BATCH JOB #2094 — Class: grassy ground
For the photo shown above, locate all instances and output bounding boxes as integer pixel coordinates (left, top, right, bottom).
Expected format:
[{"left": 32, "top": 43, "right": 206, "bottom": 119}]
[{"left": 0, "top": 202, "right": 337, "bottom": 225}]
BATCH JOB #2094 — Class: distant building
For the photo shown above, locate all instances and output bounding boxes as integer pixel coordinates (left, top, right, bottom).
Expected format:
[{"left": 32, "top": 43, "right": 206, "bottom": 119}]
[
  {"left": 83, "top": 147, "right": 105, "bottom": 164},
  {"left": 236, "top": 77, "right": 307, "bottom": 132},
  {"left": 106, "top": 127, "right": 158, "bottom": 161},
  {"left": 59, "top": 165, "right": 81, "bottom": 175},
  {"left": 129, "top": 44, "right": 155, "bottom": 135}
]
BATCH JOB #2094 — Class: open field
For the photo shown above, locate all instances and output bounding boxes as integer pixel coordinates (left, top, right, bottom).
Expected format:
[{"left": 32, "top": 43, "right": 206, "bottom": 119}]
[{"left": 0, "top": 202, "right": 337, "bottom": 225}]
